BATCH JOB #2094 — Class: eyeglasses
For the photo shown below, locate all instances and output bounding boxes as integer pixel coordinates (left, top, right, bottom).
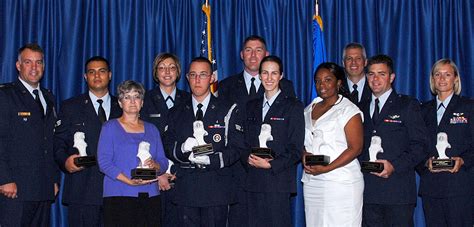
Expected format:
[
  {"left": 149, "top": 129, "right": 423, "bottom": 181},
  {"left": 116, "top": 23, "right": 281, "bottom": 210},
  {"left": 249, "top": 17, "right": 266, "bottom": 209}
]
[
  {"left": 157, "top": 64, "right": 177, "bottom": 72},
  {"left": 188, "top": 73, "right": 211, "bottom": 79},
  {"left": 122, "top": 94, "right": 142, "bottom": 102}
]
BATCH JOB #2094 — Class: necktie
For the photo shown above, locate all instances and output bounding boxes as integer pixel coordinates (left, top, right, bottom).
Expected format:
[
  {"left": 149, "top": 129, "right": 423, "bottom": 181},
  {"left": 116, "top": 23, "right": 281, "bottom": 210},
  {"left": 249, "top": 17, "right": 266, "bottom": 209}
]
[
  {"left": 249, "top": 77, "right": 257, "bottom": 98},
  {"left": 351, "top": 84, "right": 359, "bottom": 103},
  {"left": 165, "top": 96, "right": 174, "bottom": 109},
  {"left": 262, "top": 101, "right": 270, "bottom": 119},
  {"left": 196, "top": 103, "right": 204, "bottom": 121},
  {"left": 372, "top": 98, "right": 380, "bottom": 124},
  {"left": 97, "top": 99, "right": 107, "bottom": 123},
  {"left": 437, "top": 103, "right": 445, "bottom": 125},
  {"left": 33, "top": 89, "right": 44, "bottom": 117},
  {"left": 438, "top": 103, "right": 445, "bottom": 110}
]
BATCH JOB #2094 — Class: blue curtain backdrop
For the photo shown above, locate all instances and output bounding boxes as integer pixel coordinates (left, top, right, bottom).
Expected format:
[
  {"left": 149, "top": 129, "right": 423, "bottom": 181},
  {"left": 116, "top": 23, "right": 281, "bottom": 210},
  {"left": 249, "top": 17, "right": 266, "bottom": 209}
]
[{"left": 0, "top": 0, "right": 473, "bottom": 226}]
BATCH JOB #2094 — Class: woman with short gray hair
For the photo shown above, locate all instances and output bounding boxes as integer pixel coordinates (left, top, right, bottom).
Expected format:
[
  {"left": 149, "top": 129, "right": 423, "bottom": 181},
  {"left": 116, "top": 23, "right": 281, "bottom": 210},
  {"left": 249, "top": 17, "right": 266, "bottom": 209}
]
[{"left": 98, "top": 80, "right": 168, "bottom": 226}]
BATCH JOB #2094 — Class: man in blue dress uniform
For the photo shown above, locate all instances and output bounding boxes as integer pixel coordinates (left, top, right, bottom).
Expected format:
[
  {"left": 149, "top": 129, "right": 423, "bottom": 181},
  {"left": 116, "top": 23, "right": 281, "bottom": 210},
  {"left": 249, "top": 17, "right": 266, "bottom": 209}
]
[
  {"left": 54, "top": 56, "right": 122, "bottom": 226},
  {"left": 163, "top": 57, "right": 246, "bottom": 227},
  {"left": 359, "top": 54, "right": 428, "bottom": 227},
  {"left": 341, "top": 42, "right": 372, "bottom": 106},
  {"left": 0, "top": 43, "right": 59, "bottom": 226}
]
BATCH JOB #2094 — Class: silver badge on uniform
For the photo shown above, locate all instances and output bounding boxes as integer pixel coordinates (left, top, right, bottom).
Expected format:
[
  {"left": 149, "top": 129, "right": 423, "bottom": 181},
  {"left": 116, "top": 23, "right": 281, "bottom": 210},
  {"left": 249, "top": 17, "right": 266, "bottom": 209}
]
[{"left": 213, "top": 134, "right": 222, "bottom": 142}]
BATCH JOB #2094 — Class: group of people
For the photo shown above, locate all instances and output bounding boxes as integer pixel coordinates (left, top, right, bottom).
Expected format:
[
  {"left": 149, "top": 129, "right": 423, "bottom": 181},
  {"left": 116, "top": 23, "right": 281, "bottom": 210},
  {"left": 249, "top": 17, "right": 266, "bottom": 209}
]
[
  {"left": 301, "top": 44, "right": 473, "bottom": 227},
  {"left": 0, "top": 37, "right": 471, "bottom": 227}
]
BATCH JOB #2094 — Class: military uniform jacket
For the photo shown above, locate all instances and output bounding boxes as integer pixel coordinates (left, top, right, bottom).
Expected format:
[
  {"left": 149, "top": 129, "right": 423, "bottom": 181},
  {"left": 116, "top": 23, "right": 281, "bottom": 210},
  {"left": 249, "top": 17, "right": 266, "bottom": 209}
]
[
  {"left": 218, "top": 71, "right": 296, "bottom": 108},
  {"left": 54, "top": 93, "right": 122, "bottom": 205},
  {"left": 359, "top": 91, "right": 428, "bottom": 204},
  {"left": 342, "top": 78, "right": 372, "bottom": 107},
  {"left": 163, "top": 95, "right": 246, "bottom": 207},
  {"left": 243, "top": 94, "right": 304, "bottom": 193},
  {"left": 0, "top": 80, "right": 58, "bottom": 201},
  {"left": 417, "top": 95, "right": 474, "bottom": 198},
  {"left": 141, "top": 87, "right": 190, "bottom": 134}
]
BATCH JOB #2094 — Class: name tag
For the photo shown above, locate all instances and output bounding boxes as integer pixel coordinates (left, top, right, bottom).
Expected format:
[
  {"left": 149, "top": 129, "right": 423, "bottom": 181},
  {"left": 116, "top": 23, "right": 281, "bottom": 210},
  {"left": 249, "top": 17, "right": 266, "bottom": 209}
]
[
  {"left": 18, "top": 112, "right": 31, "bottom": 117},
  {"left": 149, "top": 113, "right": 161, "bottom": 118},
  {"left": 270, "top": 117, "right": 285, "bottom": 121}
]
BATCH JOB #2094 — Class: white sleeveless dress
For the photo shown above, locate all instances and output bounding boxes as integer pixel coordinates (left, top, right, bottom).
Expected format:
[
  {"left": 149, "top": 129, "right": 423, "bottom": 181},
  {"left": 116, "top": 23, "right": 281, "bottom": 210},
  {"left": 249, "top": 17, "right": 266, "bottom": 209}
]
[{"left": 302, "top": 95, "right": 364, "bottom": 227}]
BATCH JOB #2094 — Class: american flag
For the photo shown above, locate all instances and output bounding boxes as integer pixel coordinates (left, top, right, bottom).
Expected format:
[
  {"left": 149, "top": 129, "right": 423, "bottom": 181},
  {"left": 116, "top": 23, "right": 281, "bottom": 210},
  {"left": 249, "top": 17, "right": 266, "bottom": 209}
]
[{"left": 200, "top": 1, "right": 218, "bottom": 94}]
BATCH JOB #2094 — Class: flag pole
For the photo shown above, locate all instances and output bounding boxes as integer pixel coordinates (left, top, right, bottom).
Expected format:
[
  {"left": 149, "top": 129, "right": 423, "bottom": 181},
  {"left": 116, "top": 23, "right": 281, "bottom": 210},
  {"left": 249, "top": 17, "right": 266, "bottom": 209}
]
[
  {"left": 202, "top": 1, "right": 212, "bottom": 62},
  {"left": 313, "top": 0, "right": 323, "bottom": 31}
]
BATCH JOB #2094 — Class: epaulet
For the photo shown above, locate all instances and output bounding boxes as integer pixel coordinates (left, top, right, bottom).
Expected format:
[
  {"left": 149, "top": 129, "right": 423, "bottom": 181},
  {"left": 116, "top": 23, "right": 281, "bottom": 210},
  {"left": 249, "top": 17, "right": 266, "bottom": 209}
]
[
  {"left": 0, "top": 83, "right": 13, "bottom": 89},
  {"left": 43, "top": 88, "right": 52, "bottom": 94}
]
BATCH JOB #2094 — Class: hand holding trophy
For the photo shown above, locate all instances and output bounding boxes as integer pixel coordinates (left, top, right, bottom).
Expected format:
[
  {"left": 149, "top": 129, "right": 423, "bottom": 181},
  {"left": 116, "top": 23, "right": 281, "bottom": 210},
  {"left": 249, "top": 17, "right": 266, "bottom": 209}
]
[
  {"left": 131, "top": 141, "right": 157, "bottom": 180},
  {"left": 305, "top": 129, "right": 330, "bottom": 166},
  {"left": 191, "top": 120, "right": 214, "bottom": 156},
  {"left": 251, "top": 124, "right": 275, "bottom": 159},
  {"left": 430, "top": 132, "right": 455, "bottom": 171},
  {"left": 361, "top": 136, "right": 384, "bottom": 172},
  {"left": 73, "top": 132, "right": 97, "bottom": 167}
]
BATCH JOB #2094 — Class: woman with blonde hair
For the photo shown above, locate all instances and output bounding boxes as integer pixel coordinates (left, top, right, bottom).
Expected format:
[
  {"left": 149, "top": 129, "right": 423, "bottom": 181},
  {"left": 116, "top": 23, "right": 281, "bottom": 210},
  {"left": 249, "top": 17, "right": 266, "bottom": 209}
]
[{"left": 417, "top": 59, "right": 473, "bottom": 227}]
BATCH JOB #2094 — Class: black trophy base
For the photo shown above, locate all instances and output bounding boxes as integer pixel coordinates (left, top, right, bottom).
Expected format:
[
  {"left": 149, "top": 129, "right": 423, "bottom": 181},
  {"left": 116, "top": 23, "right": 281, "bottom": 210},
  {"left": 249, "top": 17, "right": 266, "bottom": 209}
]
[
  {"left": 192, "top": 144, "right": 214, "bottom": 156},
  {"left": 432, "top": 159, "right": 455, "bottom": 170},
  {"left": 251, "top": 147, "right": 274, "bottom": 159},
  {"left": 131, "top": 168, "right": 157, "bottom": 180},
  {"left": 305, "top": 155, "right": 330, "bottom": 166},
  {"left": 361, "top": 161, "right": 384, "bottom": 173},
  {"left": 74, "top": 156, "right": 97, "bottom": 167}
]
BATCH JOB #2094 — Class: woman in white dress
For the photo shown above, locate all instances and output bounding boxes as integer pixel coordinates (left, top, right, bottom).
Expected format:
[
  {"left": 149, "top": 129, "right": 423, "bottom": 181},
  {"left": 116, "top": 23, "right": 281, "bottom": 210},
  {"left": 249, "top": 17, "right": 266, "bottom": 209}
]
[{"left": 302, "top": 62, "right": 364, "bottom": 226}]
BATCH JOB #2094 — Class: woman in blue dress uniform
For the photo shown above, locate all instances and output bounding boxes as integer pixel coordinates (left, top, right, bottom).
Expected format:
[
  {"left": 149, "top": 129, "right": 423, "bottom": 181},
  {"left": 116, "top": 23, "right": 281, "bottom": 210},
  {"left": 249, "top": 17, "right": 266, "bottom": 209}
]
[
  {"left": 417, "top": 59, "right": 473, "bottom": 227},
  {"left": 242, "top": 55, "right": 304, "bottom": 227}
]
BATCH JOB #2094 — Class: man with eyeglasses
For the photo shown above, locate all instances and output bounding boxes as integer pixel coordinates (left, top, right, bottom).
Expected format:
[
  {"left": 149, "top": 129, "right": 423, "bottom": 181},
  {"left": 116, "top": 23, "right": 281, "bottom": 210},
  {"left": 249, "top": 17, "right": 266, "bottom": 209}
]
[
  {"left": 0, "top": 43, "right": 59, "bottom": 226},
  {"left": 163, "top": 57, "right": 246, "bottom": 226},
  {"left": 53, "top": 56, "right": 122, "bottom": 226},
  {"left": 342, "top": 43, "right": 372, "bottom": 106}
]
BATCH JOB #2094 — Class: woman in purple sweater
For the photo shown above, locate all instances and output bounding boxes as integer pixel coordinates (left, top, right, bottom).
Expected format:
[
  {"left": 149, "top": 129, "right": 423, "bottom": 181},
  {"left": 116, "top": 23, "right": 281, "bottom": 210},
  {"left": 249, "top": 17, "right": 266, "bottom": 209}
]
[{"left": 98, "top": 80, "right": 168, "bottom": 226}]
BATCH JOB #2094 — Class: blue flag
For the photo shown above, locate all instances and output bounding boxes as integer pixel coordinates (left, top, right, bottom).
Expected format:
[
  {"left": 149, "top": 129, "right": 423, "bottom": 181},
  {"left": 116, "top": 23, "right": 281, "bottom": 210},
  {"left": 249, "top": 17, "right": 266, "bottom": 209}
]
[
  {"left": 291, "top": 14, "right": 327, "bottom": 227},
  {"left": 311, "top": 15, "right": 327, "bottom": 100}
]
